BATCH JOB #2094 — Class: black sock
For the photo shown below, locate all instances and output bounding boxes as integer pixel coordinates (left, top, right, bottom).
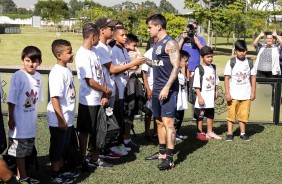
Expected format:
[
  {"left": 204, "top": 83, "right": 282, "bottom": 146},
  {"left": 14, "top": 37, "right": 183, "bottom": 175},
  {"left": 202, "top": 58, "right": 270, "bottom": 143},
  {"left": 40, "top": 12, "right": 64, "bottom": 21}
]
[
  {"left": 159, "top": 144, "right": 166, "bottom": 155},
  {"left": 166, "top": 149, "right": 174, "bottom": 159}
]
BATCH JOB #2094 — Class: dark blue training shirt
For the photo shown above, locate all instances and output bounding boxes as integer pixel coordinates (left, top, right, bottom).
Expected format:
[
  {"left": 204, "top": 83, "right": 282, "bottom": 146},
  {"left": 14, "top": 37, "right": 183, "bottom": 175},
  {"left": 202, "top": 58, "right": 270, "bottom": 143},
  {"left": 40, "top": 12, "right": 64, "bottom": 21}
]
[{"left": 152, "top": 35, "right": 179, "bottom": 95}]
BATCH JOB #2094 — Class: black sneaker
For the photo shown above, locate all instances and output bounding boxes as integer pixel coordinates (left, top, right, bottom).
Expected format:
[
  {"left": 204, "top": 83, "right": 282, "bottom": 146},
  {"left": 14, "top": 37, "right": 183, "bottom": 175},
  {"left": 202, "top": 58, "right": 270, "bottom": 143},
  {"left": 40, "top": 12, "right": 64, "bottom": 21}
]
[
  {"left": 51, "top": 174, "right": 73, "bottom": 184},
  {"left": 240, "top": 134, "right": 252, "bottom": 141},
  {"left": 158, "top": 158, "right": 175, "bottom": 171},
  {"left": 124, "top": 141, "right": 140, "bottom": 152},
  {"left": 145, "top": 152, "right": 159, "bottom": 160},
  {"left": 93, "top": 158, "right": 113, "bottom": 168},
  {"left": 226, "top": 134, "right": 233, "bottom": 142}
]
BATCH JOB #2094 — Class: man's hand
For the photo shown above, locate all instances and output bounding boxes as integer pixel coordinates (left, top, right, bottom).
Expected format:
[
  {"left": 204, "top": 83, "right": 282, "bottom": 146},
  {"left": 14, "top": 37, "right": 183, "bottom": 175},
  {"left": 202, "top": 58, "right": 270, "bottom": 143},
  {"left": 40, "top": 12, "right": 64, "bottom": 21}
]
[
  {"left": 198, "top": 96, "right": 205, "bottom": 106},
  {"left": 132, "top": 57, "right": 147, "bottom": 66},
  {"left": 159, "top": 86, "right": 169, "bottom": 100},
  {"left": 272, "top": 30, "right": 278, "bottom": 37},
  {"left": 104, "top": 89, "right": 112, "bottom": 99},
  {"left": 146, "top": 88, "right": 152, "bottom": 100},
  {"left": 8, "top": 118, "right": 16, "bottom": 130},
  {"left": 259, "top": 30, "right": 265, "bottom": 38}
]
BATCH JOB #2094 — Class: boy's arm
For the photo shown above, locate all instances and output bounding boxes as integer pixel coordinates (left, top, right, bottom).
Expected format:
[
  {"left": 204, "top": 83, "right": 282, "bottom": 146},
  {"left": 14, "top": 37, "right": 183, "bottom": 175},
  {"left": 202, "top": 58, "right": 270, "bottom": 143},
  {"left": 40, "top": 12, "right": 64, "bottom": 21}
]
[
  {"left": 141, "top": 70, "right": 152, "bottom": 100},
  {"left": 51, "top": 97, "right": 67, "bottom": 130},
  {"left": 250, "top": 75, "right": 256, "bottom": 101},
  {"left": 215, "top": 85, "right": 218, "bottom": 99},
  {"left": 224, "top": 76, "right": 232, "bottom": 101},
  {"left": 101, "top": 73, "right": 110, "bottom": 106},
  {"left": 104, "top": 57, "right": 146, "bottom": 75},
  {"left": 85, "top": 78, "right": 110, "bottom": 96},
  {"left": 195, "top": 88, "right": 204, "bottom": 106},
  {"left": 7, "top": 102, "right": 15, "bottom": 130}
]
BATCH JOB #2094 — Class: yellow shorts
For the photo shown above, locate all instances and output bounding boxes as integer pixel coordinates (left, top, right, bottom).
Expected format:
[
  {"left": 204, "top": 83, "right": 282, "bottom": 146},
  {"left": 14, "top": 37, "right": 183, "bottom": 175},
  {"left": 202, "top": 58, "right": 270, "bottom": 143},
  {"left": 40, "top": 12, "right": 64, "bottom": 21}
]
[{"left": 227, "top": 99, "right": 251, "bottom": 123}]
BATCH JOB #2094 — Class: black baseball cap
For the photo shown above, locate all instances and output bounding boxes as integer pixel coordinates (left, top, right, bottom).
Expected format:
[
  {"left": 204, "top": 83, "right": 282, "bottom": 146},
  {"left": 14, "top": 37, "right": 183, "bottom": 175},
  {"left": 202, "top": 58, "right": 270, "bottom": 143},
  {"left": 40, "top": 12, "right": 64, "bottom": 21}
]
[
  {"left": 95, "top": 18, "right": 119, "bottom": 29},
  {"left": 187, "top": 19, "right": 197, "bottom": 25}
]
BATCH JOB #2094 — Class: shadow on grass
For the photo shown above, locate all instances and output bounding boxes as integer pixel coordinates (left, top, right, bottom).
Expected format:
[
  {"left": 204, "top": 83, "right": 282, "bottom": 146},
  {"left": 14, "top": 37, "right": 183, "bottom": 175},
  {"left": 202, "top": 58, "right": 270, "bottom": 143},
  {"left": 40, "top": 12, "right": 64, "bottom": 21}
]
[{"left": 232, "top": 124, "right": 265, "bottom": 138}]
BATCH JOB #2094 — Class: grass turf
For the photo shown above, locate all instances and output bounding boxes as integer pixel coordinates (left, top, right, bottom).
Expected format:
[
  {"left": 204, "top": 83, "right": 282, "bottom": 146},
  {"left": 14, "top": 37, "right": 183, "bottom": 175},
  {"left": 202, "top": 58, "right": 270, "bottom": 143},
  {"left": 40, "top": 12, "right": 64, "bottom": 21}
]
[{"left": 2, "top": 116, "right": 282, "bottom": 184}]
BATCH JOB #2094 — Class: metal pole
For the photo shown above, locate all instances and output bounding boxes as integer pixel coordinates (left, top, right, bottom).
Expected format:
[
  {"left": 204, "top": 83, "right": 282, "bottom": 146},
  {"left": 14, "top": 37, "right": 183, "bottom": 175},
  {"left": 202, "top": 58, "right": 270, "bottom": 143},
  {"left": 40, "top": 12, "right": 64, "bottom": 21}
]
[{"left": 273, "top": 80, "right": 281, "bottom": 125}]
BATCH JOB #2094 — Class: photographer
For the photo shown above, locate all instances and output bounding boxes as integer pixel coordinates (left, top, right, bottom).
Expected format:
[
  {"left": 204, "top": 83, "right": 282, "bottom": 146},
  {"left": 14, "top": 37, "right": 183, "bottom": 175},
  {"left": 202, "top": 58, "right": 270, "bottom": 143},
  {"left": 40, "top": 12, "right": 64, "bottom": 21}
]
[{"left": 178, "top": 19, "right": 206, "bottom": 76}]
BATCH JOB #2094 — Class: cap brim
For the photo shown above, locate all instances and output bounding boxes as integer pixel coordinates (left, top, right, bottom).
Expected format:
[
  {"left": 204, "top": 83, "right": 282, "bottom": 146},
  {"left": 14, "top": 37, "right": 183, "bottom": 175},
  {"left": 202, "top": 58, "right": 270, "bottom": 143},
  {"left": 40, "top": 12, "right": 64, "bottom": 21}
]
[{"left": 107, "top": 21, "right": 119, "bottom": 27}]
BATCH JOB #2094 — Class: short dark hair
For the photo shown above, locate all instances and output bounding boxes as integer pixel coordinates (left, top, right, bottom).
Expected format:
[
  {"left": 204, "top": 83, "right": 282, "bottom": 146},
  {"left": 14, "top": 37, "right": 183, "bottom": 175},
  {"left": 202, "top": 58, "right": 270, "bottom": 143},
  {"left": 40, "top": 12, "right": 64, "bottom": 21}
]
[
  {"left": 146, "top": 14, "right": 167, "bottom": 29},
  {"left": 180, "top": 50, "right": 190, "bottom": 59},
  {"left": 234, "top": 40, "right": 247, "bottom": 51},
  {"left": 113, "top": 25, "right": 127, "bottom": 33},
  {"left": 126, "top": 33, "right": 139, "bottom": 44},
  {"left": 82, "top": 22, "right": 99, "bottom": 39},
  {"left": 21, "top": 46, "right": 42, "bottom": 64},
  {"left": 200, "top": 46, "right": 213, "bottom": 57},
  {"left": 51, "top": 39, "right": 71, "bottom": 58}
]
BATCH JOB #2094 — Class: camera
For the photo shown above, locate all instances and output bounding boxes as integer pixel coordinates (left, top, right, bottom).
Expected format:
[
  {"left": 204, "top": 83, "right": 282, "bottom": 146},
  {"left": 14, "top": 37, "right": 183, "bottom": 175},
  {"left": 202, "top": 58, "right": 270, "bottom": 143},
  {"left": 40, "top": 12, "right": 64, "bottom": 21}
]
[{"left": 186, "top": 24, "right": 196, "bottom": 38}]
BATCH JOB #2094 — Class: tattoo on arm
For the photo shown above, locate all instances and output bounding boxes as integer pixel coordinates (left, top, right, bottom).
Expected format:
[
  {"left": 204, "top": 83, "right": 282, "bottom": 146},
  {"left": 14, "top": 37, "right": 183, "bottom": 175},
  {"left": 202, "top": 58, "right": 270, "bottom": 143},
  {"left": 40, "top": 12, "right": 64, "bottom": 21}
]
[{"left": 165, "top": 40, "right": 180, "bottom": 89}]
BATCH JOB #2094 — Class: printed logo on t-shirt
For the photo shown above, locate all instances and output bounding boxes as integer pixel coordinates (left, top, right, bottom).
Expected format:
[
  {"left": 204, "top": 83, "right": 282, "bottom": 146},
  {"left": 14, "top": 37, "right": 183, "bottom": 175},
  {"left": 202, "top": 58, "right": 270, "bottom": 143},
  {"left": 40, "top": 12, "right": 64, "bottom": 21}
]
[
  {"left": 235, "top": 72, "right": 248, "bottom": 85},
  {"left": 68, "top": 81, "right": 76, "bottom": 102},
  {"left": 152, "top": 60, "right": 164, "bottom": 66},
  {"left": 95, "top": 63, "right": 102, "bottom": 79},
  {"left": 156, "top": 45, "right": 162, "bottom": 55},
  {"left": 35, "top": 79, "right": 40, "bottom": 87},
  {"left": 205, "top": 75, "right": 215, "bottom": 91},
  {"left": 24, "top": 89, "right": 38, "bottom": 110}
]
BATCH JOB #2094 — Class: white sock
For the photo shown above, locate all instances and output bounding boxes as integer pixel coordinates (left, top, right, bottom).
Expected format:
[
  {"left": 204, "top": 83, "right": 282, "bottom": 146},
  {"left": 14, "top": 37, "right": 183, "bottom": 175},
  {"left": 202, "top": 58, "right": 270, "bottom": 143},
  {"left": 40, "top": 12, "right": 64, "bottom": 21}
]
[{"left": 240, "top": 133, "right": 245, "bottom": 136}]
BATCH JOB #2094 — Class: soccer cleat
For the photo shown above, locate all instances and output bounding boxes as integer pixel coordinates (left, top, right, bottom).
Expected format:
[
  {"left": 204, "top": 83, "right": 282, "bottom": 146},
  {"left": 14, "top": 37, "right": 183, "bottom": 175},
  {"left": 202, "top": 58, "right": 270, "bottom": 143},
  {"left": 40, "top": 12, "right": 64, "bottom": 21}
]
[
  {"left": 158, "top": 158, "right": 175, "bottom": 171},
  {"left": 60, "top": 170, "right": 80, "bottom": 179},
  {"left": 50, "top": 174, "right": 73, "bottom": 184},
  {"left": 145, "top": 152, "right": 159, "bottom": 160},
  {"left": 93, "top": 158, "right": 113, "bottom": 168}
]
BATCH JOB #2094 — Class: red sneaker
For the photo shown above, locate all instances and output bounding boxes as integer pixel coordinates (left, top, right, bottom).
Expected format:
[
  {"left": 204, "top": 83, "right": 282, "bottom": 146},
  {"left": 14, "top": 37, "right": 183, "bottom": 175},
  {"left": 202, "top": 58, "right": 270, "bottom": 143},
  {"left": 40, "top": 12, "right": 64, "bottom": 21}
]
[
  {"left": 99, "top": 151, "right": 121, "bottom": 159},
  {"left": 196, "top": 133, "right": 209, "bottom": 141}
]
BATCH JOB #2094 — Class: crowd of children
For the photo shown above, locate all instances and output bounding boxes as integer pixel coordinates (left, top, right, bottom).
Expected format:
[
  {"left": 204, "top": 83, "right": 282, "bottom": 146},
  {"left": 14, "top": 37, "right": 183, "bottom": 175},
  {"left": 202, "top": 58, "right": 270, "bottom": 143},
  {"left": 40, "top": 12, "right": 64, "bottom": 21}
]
[{"left": 0, "top": 15, "right": 257, "bottom": 183}]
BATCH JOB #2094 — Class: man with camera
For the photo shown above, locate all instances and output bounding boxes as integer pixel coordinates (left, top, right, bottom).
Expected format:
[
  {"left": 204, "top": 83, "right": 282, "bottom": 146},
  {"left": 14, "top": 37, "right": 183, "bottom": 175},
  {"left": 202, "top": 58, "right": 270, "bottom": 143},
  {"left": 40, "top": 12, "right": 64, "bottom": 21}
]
[{"left": 178, "top": 19, "right": 206, "bottom": 75}]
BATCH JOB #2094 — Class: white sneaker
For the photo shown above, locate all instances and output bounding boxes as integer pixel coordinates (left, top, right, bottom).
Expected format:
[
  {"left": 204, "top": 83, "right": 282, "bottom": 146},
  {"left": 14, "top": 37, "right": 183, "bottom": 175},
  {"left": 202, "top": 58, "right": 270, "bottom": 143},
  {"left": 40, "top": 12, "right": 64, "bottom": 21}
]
[
  {"left": 119, "top": 144, "right": 131, "bottom": 152},
  {"left": 206, "top": 132, "right": 222, "bottom": 140},
  {"left": 110, "top": 146, "right": 128, "bottom": 156}
]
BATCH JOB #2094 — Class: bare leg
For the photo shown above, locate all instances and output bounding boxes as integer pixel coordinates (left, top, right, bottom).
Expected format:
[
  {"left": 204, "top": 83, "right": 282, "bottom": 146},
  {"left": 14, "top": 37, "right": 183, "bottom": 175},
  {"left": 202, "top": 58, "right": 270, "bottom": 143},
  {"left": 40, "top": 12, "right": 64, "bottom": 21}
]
[
  {"left": 79, "top": 132, "right": 88, "bottom": 160},
  {"left": 227, "top": 120, "right": 234, "bottom": 135},
  {"left": 197, "top": 120, "right": 203, "bottom": 133},
  {"left": 0, "top": 160, "right": 14, "bottom": 182},
  {"left": 162, "top": 117, "right": 175, "bottom": 150},
  {"left": 239, "top": 121, "right": 246, "bottom": 134},
  {"left": 144, "top": 114, "right": 152, "bottom": 136},
  {"left": 16, "top": 158, "right": 26, "bottom": 180},
  {"left": 155, "top": 118, "right": 166, "bottom": 145},
  {"left": 206, "top": 118, "right": 213, "bottom": 133}
]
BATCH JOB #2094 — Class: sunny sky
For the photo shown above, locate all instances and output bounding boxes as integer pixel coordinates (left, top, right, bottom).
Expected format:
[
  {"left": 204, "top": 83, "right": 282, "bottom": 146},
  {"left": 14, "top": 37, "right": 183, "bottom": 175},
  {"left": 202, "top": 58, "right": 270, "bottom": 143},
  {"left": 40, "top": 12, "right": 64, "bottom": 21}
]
[{"left": 12, "top": 0, "right": 188, "bottom": 14}]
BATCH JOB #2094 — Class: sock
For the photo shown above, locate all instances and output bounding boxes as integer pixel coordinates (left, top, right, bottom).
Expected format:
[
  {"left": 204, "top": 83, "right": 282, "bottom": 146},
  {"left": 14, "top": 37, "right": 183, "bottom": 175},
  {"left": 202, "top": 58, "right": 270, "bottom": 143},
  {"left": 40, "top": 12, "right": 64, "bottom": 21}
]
[
  {"left": 159, "top": 144, "right": 166, "bottom": 155},
  {"left": 166, "top": 149, "right": 174, "bottom": 159},
  {"left": 124, "top": 139, "right": 131, "bottom": 144},
  {"left": 240, "top": 133, "right": 245, "bottom": 136}
]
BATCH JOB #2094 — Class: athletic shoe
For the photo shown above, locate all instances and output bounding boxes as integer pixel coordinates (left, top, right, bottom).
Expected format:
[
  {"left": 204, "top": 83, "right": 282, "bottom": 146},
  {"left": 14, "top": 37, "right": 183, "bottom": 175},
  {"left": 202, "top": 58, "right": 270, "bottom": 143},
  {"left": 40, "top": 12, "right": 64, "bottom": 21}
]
[
  {"left": 99, "top": 151, "right": 122, "bottom": 159},
  {"left": 240, "top": 134, "right": 252, "bottom": 141},
  {"left": 93, "top": 158, "right": 113, "bottom": 167},
  {"left": 176, "top": 134, "right": 185, "bottom": 141},
  {"left": 158, "top": 158, "right": 175, "bottom": 171},
  {"left": 110, "top": 146, "right": 128, "bottom": 156},
  {"left": 85, "top": 155, "right": 97, "bottom": 168},
  {"left": 124, "top": 141, "right": 140, "bottom": 152},
  {"left": 29, "top": 178, "right": 40, "bottom": 184},
  {"left": 19, "top": 177, "right": 40, "bottom": 184},
  {"left": 118, "top": 144, "right": 131, "bottom": 152},
  {"left": 206, "top": 132, "right": 222, "bottom": 140},
  {"left": 60, "top": 170, "right": 80, "bottom": 178},
  {"left": 145, "top": 152, "right": 159, "bottom": 160},
  {"left": 196, "top": 133, "right": 209, "bottom": 141},
  {"left": 51, "top": 174, "right": 73, "bottom": 184},
  {"left": 226, "top": 134, "right": 233, "bottom": 142}
]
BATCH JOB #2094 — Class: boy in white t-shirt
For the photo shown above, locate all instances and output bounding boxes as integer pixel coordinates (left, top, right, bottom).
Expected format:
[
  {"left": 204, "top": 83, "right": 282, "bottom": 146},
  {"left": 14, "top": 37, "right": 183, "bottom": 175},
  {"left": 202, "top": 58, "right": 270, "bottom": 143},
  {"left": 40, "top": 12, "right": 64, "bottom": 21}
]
[
  {"left": 224, "top": 40, "right": 256, "bottom": 142},
  {"left": 7, "top": 46, "right": 43, "bottom": 183},
  {"left": 193, "top": 46, "right": 221, "bottom": 141},
  {"left": 47, "top": 39, "right": 77, "bottom": 183},
  {"left": 75, "top": 23, "right": 112, "bottom": 169}
]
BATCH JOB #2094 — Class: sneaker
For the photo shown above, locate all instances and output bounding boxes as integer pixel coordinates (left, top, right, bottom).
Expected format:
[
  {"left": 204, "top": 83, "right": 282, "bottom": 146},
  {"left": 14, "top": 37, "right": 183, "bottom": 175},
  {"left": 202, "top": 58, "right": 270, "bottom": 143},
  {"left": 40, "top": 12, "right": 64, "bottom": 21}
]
[
  {"left": 124, "top": 141, "right": 140, "bottom": 152},
  {"left": 29, "top": 178, "right": 40, "bottom": 184},
  {"left": 206, "top": 132, "right": 222, "bottom": 140},
  {"left": 119, "top": 144, "right": 131, "bottom": 152},
  {"left": 60, "top": 170, "right": 80, "bottom": 179},
  {"left": 93, "top": 158, "right": 113, "bottom": 167},
  {"left": 176, "top": 134, "right": 185, "bottom": 141},
  {"left": 51, "top": 174, "right": 73, "bottom": 184},
  {"left": 226, "top": 134, "right": 233, "bottom": 142},
  {"left": 240, "top": 134, "right": 252, "bottom": 141},
  {"left": 196, "top": 133, "right": 209, "bottom": 141},
  {"left": 19, "top": 177, "right": 40, "bottom": 184},
  {"left": 145, "top": 152, "right": 159, "bottom": 160},
  {"left": 100, "top": 151, "right": 121, "bottom": 159},
  {"left": 158, "top": 158, "right": 175, "bottom": 170},
  {"left": 85, "top": 156, "right": 97, "bottom": 168},
  {"left": 110, "top": 146, "right": 128, "bottom": 156}
]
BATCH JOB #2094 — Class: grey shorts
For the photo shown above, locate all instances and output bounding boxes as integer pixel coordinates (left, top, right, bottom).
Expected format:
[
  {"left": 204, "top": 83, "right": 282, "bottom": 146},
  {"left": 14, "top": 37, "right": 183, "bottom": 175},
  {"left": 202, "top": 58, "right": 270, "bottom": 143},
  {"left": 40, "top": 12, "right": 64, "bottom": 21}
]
[{"left": 8, "top": 138, "right": 35, "bottom": 158}]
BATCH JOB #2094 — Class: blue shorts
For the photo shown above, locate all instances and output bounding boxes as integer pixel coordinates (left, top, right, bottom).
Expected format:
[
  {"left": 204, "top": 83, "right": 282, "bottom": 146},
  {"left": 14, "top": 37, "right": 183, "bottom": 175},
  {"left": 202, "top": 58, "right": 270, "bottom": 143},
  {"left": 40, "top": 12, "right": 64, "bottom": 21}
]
[{"left": 152, "top": 91, "right": 177, "bottom": 118}]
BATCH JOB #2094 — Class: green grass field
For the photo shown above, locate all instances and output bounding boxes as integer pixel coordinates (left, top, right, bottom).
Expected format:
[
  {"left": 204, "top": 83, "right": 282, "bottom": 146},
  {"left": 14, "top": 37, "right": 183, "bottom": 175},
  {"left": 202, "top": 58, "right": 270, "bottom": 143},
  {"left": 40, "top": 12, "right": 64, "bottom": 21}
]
[{"left": 2, "top": 116, "right": 282, "bottom": 184}]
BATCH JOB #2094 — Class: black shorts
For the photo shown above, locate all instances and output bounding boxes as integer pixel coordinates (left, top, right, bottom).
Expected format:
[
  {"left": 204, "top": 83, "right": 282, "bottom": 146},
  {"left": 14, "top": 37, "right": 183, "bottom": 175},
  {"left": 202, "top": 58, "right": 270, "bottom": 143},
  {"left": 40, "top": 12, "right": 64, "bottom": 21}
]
[
  {"left": 194, "top": 108, "right": 214, "bottom": 121},
  {"left": 49, "top": 126, "right": 71, "bottom": 162},
  {"left": 77, "top": 103, "right": 100, "bottom": 134}
]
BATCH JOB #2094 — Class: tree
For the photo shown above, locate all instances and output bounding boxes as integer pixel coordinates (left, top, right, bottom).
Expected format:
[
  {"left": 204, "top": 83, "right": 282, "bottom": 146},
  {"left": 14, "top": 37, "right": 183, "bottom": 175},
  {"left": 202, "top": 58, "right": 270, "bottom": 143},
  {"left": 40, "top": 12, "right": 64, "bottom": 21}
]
[
  {"left": 69, "top": 0, "right": 84, "bottom": 18},
  {"left": 159, "top": 0, "right": 178, "bottom": 13},
  {"left": 0, "top": 0, "right": 17, "bottom": 14}
]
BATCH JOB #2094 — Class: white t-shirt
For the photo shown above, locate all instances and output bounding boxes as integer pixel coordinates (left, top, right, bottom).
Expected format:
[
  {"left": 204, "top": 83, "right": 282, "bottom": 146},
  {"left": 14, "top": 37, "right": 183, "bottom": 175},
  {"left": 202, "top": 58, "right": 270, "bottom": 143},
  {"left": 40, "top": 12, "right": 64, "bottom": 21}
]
[
  {"left": 224, "top": 57, "right": 256, "bottom": 100},
  {"left": 141, "top": 48, "right": 154, "bottom": 90},
  {"left": 95, "top": 41, "right": 116, "bottom": 96},
  {"left": 75, "top": 46, "right": 104, "bottom": 106},
  {"left": 112, "top": 45, "right": 131, "bottom": 99},
  {"left": 47, "top": 64, "right": 76, "bottom": 127},
  {"left": 193, "top": 65, "right": 219, "bottom": 108},
  {"left": 7, "top": 69, "right": 43, "bottom": 138}
]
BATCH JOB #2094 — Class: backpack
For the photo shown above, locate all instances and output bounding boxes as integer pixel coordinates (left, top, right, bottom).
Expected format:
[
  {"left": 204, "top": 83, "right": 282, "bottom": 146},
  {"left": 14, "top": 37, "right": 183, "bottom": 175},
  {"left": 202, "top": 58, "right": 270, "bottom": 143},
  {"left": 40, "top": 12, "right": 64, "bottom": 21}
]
[
  {"left": 230, "top": 57, "right": 253, "bottom": 71},
  {"left": 188, "top": 64, "right": 216, "bottom": 104},
  {"left": 63, "top": 126, "right": 82, "bottom": 170},
  {"left": 96, "top": 106, "right": 120, "bottom": 149}
]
